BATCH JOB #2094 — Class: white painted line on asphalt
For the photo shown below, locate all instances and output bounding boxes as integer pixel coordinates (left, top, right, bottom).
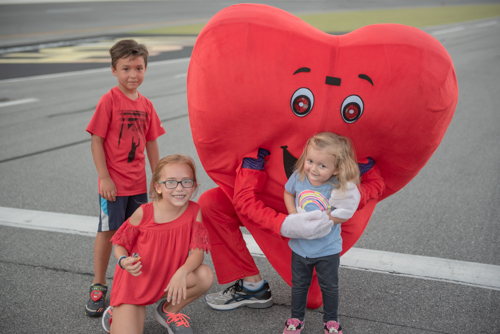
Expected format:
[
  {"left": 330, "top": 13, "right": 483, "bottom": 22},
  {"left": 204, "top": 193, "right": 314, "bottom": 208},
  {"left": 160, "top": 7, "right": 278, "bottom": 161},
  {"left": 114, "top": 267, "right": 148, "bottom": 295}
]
[
  {"left": 340, "top": 248, "right": 500, "bottom": 291},
  {"left": 0, "top": 57, "right": 191, "bottom": 84},
  {"left": 0, "top": 206, "right": 97, "bottom": 237},
  {"left": 243, "top": 234, "right": 500, "bottom": 291},
  {"left": 475, "top": 20, "right": 497, "bottom": 28},
  {"left": 1, "top": 206, "right": 499, "bottom": 291},
  {"left": 174, "top": 73, "right": 187, "bottom": 79},
  {"left": 432, "top": 26, "right": 465, "bottom": 35},
  {"left": 0, "top": 98, "right": 39, "bottom": 108},
  {"left": 46, "top": 7, "right": 91, "bottom": 14}
]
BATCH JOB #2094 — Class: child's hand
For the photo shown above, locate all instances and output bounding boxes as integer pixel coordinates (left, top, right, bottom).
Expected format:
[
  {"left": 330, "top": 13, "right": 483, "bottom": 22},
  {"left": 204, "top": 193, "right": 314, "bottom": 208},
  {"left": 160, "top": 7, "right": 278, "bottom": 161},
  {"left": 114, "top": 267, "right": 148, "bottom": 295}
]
[
  {"left": 100, "top": 176, "right": 117, "bottom": 202},
  {"left": 122, "top": 256, "right": 142, "bottom": 276},
  {"left": 164, "top": 268, "right": 188, "bottom": 306},
  {"left": 329, "top": 182, "right": 361, "bottom": 219}
]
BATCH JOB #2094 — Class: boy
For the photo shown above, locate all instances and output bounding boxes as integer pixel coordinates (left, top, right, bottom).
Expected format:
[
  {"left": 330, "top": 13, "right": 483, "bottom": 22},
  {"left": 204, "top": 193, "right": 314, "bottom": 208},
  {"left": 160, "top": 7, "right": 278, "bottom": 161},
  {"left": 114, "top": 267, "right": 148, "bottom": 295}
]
[{"left": 85, "top": 39, "right": 165, "bottom": 317}]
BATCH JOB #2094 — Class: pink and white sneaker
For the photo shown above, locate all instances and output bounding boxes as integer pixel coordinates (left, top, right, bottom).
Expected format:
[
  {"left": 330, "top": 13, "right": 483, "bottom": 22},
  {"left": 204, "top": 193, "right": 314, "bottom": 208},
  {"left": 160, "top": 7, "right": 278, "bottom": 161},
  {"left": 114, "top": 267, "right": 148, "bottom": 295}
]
[
  {"left": 283, "top": 318, "right": 304, "bottom": 333},
  {"left": 324, "top": 320, "right": 342, "bottom": 334}
]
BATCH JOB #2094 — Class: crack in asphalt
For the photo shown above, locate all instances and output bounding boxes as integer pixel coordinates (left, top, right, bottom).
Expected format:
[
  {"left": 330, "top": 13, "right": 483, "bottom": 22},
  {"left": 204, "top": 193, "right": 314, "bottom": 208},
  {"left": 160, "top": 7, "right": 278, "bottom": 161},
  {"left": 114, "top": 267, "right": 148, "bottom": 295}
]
[{"left": 0, "top": 113, "right": 188, "bottom": 164}]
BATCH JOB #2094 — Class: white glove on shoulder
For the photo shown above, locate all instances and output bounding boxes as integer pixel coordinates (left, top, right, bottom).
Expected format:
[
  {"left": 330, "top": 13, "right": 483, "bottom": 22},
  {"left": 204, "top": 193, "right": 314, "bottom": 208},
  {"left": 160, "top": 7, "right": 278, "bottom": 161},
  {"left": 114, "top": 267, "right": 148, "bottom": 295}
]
[
  {"left": 329, "top": 182, "right": 361, "bottom": 219},
  {"left": 280, "top": 210, "right": 333, "bottom": 240}
]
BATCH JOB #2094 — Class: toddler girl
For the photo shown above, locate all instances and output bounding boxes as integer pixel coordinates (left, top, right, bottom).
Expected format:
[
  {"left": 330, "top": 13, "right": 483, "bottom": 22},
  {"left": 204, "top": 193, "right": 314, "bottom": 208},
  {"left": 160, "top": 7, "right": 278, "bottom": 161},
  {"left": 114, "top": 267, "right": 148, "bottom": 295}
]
[
  {"left": 102, "top": 154, "right": 213, "bottom": 334},
  {"left": 283, "top": 132, "right": 360, "bottom": 334}
]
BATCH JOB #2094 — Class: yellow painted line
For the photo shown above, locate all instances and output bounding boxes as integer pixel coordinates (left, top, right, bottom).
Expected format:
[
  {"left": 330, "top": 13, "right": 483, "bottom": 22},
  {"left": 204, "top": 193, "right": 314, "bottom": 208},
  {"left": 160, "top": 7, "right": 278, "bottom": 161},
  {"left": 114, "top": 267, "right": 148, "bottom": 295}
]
[
  {"left": 0, "top": 18, "right": 207, "bottom": 40},
  {"left": 1, "top": 5, "right": 498, "bottom": 65},
  {"left": 0, "top": 36, "right": 188, "bottom": 64}
]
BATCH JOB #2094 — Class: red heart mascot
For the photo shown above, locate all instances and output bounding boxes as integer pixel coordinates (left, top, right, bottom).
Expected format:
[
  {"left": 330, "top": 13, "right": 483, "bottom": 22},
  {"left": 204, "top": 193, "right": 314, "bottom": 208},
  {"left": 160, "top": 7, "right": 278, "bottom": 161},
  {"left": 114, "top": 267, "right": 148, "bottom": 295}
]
[{"left": 187, "top": 4, "right": 458, "bottom": 308}]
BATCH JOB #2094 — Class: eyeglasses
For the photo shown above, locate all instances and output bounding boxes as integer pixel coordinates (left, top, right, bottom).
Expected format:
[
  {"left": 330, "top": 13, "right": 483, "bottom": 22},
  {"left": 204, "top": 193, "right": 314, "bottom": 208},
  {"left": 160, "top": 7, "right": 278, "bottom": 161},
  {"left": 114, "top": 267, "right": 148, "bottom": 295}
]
[{"left": 158, "top": 179, "right": 195, "bottom": 189}]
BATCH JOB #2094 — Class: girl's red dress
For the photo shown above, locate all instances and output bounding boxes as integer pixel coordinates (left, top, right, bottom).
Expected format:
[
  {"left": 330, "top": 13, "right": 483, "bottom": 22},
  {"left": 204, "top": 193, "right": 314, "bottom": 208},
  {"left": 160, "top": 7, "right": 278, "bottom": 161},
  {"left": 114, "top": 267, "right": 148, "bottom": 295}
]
[{"left": 109, "top": 201, "right": 210, "bottom": 306}]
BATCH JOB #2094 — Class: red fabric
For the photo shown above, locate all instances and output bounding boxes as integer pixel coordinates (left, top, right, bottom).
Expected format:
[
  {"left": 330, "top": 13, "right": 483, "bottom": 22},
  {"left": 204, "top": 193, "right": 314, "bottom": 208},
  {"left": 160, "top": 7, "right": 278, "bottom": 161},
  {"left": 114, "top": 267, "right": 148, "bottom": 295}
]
[
  {"left": 86, "top": 86, "right": 165, "bottom": 196},
  {"left": 357, "top": 165, "right": 385, "bottom": 211},
  {"left": 111, "top": 220, "right": 140, "bottom": 253},
  {"left": 109, "top": 201, "right": 210, "bottom": 306},
  {"left": 188, "top": 4, "right": 458, "bottom": 308},
  {"left": 198, "top": 188, "right": 260, "bottom": 283}
]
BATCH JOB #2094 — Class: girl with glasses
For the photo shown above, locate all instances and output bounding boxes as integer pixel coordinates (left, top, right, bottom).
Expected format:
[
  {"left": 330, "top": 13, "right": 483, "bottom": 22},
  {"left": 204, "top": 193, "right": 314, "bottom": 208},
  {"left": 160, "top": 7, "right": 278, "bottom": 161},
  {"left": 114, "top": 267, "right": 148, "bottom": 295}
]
[{"left": 103, "top": 154, "right": 213, "bottom": 334}]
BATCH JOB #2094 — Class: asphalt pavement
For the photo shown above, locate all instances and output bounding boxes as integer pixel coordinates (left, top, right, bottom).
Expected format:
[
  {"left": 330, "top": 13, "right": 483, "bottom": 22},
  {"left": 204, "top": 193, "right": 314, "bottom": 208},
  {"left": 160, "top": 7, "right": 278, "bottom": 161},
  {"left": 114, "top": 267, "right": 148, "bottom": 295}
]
[{"left": 0, "top": 1, "right": 499, "bottom": 333}]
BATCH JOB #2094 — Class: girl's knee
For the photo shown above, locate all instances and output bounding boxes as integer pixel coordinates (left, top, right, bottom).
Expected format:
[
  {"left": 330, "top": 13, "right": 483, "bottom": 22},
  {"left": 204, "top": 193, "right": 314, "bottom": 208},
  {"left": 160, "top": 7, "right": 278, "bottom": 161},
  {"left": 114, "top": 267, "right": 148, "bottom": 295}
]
[
  {"left": 111, "top": 304, "right": 145, "bottom": 334},
  {"left": 198, "top": 264, "right": 215, "bottom": 289}
]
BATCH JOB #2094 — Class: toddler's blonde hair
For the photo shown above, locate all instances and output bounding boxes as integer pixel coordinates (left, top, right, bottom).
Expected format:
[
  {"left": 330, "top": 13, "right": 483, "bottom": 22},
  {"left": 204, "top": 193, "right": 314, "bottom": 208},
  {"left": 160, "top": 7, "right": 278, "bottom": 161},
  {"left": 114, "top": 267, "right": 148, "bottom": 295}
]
[{"left": 295, "top": 132, "right": 360, "bottom": 191}]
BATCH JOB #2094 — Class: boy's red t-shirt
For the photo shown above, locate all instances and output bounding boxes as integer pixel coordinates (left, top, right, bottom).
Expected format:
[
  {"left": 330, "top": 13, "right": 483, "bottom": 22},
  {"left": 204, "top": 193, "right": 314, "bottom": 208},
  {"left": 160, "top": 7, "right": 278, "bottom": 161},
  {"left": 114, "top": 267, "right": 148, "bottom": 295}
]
[{"left": 86, "top": 86, "right": 165, "bottom": 196}]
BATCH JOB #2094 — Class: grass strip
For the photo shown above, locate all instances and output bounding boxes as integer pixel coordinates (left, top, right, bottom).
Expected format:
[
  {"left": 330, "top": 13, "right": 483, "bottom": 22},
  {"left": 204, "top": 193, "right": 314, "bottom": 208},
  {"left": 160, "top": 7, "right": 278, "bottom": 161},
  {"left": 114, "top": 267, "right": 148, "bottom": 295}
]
[{"left": 131, "top": 4, "right": 500, "bottom": 35}]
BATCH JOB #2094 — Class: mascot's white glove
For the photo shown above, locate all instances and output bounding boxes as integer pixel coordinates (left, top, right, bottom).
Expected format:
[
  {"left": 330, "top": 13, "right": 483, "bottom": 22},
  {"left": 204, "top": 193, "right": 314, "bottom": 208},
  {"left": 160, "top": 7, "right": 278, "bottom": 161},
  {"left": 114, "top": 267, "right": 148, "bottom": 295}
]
[
  {"left": 280, "top": 210, "right": 333, "bottom": 240},
  {"left": 329, "top": 182, "right": 361, "bottom": 219}
]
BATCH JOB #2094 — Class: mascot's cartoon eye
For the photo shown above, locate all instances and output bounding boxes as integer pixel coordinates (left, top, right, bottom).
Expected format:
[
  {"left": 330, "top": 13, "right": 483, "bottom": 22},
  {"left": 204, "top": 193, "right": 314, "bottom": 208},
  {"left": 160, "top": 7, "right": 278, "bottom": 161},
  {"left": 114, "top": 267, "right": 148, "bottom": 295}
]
[
  {"left": 291, "top": 88, "right": 314, "bottom": 117},
  {"left": 341, "top": 95, "right": 364, "bottom": 123}
]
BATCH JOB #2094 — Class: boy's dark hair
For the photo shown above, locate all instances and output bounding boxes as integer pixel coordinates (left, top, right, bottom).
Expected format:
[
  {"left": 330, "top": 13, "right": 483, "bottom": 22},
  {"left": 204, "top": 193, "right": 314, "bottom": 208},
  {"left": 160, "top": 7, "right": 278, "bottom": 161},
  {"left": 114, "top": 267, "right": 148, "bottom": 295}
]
[{"left": 109, "top": 39, "right": 149, "bottom": 69}]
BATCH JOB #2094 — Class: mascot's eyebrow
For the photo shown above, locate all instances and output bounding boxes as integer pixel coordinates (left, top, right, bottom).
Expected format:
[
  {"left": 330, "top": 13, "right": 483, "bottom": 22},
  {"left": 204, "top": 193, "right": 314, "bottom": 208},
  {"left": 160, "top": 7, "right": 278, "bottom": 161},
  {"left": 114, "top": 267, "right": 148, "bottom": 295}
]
[
  {"left": 293, "top": 67, "right": 311, "bottom": 74},
  {"left": 359, "top": 74, "right": 374, "bottom": 86}
]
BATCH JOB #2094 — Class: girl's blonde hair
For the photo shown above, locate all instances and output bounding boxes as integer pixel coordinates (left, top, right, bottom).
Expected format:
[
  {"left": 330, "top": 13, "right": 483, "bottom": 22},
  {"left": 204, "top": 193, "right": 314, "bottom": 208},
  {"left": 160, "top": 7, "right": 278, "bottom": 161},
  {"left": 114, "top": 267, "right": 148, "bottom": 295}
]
[
  {"left": 152, "top": 154, "right": 198, "bottom": 201},
  {"left": 295, "top": 132, "right": 360, "bottom": 191}
]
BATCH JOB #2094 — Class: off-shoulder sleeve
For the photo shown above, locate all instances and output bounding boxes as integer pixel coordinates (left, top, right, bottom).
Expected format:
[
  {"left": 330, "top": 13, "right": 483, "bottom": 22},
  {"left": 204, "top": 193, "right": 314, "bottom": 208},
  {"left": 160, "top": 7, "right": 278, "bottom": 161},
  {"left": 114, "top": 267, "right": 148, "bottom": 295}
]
[
  {"left": 190, "top": 220, "right": 211, "bottom": 254},
  {"left": 110, "top": 219, "right": 140, "bottom": 253}
]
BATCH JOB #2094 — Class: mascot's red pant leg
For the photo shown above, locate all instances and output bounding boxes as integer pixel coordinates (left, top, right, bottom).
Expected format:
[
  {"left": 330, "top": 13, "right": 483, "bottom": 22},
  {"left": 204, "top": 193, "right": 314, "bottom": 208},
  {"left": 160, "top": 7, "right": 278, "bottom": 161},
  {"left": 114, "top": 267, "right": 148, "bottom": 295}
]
[
  {"left": 198, "top": 187, "right": 260, "bottom": 283},
  {"left": 199, "top": 186, "right": 324, "bottom": 308}
]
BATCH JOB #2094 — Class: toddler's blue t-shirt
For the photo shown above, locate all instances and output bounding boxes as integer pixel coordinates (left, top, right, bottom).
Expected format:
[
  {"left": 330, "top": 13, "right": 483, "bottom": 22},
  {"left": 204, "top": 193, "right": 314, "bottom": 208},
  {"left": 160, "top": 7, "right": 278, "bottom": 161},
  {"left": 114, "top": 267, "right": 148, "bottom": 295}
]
[{"left": 284, "top": 171, "right": 342, "bottom": 258}]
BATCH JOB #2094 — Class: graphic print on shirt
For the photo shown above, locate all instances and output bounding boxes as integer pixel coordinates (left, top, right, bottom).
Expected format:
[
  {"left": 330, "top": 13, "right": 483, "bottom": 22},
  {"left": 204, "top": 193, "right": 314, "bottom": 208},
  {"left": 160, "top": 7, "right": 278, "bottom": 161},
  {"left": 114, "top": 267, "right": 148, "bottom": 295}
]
[
  {"left": 128, "top": 137, "right": 140, "bottom": 163},
  {"left": 297, "top": 190, "right": 331, "bottom": 212},
  {"left": 118, "top": 110, "right": 148, "bottom": 163}
]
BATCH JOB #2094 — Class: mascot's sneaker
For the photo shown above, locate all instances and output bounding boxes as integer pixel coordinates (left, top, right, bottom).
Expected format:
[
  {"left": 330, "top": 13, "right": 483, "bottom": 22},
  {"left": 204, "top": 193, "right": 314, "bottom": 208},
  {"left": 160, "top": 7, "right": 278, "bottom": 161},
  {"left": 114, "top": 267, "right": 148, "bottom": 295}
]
[
  {"left": 283, "top": 318, "right": 304, "bottom": 333},
  {"left": 102, "top": 306, "right": 112, "bottom": 333},
  {"left": 154, "top": 300, "right": 193, "bottom": 334},
  {"left": 324, "top": 320, "right": 343, "bottom": 334},
  {"left": 205, "top": 279, "right": 273, "bottom": 310},
  {"left": 85, "top": 283, "right": 107, "bottom": 317}
]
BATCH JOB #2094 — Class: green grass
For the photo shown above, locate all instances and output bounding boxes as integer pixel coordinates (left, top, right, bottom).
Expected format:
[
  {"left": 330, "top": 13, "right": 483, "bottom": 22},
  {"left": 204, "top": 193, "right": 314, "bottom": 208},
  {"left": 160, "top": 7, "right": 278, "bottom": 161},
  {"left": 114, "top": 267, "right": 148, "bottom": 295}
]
[
  {"left": 300, "top": 4, "right": 500, "bottom": 33},
  {"left": 131, "top": 4, "right": 500, "bottom": 35}
]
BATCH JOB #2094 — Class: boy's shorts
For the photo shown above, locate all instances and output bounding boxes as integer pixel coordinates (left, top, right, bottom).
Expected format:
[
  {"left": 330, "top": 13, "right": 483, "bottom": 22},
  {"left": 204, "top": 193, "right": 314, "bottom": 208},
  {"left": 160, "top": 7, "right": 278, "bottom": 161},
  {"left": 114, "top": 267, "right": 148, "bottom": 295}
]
[{"left": 98, "top": 193, "right": 148, "bottom": 232}]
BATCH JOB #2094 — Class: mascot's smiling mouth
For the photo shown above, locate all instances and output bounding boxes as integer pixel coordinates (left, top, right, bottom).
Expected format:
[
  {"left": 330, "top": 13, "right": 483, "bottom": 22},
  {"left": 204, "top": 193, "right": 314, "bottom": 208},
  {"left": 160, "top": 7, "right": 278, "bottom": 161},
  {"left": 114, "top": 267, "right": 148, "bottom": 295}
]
[{"left": 281, "top": 146, "right": 298, "bottom": 179}]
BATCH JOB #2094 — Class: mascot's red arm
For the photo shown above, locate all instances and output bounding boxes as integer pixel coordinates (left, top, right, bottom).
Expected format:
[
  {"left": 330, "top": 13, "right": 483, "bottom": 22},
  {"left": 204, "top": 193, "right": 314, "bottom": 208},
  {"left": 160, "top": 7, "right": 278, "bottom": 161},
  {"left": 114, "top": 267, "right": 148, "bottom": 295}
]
[
  {"left": 357, "top": 163, "right": 385, "bottom": 211},
  {"left": 233, "top": 167, "right": 284, "bottom": 236},
  {"left": 233, "top": 156, "right": 385, "bottom": 238}
]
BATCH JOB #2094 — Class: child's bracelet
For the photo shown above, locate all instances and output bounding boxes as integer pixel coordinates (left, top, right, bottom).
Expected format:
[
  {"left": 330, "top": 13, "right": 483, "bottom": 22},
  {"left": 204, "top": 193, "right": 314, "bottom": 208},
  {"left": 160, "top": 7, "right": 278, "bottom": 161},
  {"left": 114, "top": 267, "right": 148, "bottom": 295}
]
[{"left": 118, "top": 255, "right": 127, "bottom": 269}]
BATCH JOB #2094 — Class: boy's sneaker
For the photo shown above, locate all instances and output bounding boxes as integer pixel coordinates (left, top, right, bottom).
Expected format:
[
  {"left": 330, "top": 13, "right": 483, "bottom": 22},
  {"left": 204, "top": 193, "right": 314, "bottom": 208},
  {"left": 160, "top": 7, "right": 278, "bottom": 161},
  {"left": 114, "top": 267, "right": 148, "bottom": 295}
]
[
  {"left": 324, "top": 320, "right": 343, "bottom": 334},
  {"left": 283, "top": 318, "right": 304, "bottom": 333},
  {"left": 102, "top": 306, "right": 112, "bottom": 333},
  {"left": 154, "top": 300, "right": 193, "bottom": 334},
  {"left": 85, "top": 283, "right": 108, "bottom": 317},
  {"left": 205, "top": 279, "right": 273, "bottom": 310}
]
